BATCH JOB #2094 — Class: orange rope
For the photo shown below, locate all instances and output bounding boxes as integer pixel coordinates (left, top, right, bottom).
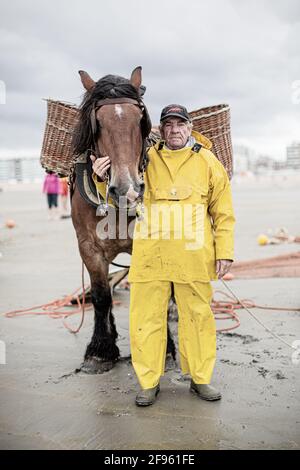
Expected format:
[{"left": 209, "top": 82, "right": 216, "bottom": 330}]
[
  {"left": 3, "top": 283, "right": 299, "bottom": 336},
  {"left": 220, "top": 279, "right": 300, "bottom": 350},
  {"left": 4, "top": 287, "right": 87, "bottom": 318},
  {"left": 3, "top": 263, "right": 92, "bottom": 333},
  {"left": 62, "top": 261, "right": 87, "bottom": 334},
  {"left": 212, "top": 287, "right": 300, "bottom": 338}
]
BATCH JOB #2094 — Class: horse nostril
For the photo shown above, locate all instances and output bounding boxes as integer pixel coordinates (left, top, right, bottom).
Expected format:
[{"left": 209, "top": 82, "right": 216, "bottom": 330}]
[{"left": 108, "top": 185, "right": 118, "bottom": 199}]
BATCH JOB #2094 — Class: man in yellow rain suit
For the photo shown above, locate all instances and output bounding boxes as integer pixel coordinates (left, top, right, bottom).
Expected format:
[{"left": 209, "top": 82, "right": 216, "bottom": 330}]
[{"left": 92, "top": 104, "right": 235, "bottom": 406}]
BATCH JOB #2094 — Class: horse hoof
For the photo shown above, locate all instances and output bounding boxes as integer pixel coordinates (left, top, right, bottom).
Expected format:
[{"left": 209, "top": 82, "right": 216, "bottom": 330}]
[{"left": 80, "top": 357, "right": 116, "bottom": 374}]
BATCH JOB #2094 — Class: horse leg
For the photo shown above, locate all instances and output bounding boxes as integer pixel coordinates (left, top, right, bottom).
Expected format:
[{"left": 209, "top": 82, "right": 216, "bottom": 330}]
[
  {"left": 80, "top": 246, "right": 120, "bottom": 374},
  {"left": 165, "top": 282, "right": 177, "bottom": 370},
  {"left": 166, "top": 322, "right": 176, "bottom": 360},
  {"left": 84, "top": 264, "right": 176, "bottom": 373},
  {"left": 82, "top": 288, "right": 119, "bottom": 374},
  {"left": 164, "top": 324, "right": 176, "bottom": 372},
  {"left": 71, "top": 186, "right": 119, "bottom": 374}
]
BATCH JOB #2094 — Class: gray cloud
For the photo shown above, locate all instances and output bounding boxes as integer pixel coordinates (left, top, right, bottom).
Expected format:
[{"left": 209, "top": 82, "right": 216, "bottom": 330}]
[{"left": 0, "top": 0, "right": 299, "bottom": 159}]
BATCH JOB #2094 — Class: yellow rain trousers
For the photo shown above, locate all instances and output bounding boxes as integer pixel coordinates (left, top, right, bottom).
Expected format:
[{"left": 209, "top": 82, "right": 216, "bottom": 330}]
[
  {"left": 93, "top": 130, "right": 235, "bottom": 389},
  {"left": 130, "top": 280, "right": 216, "bottom": 389}
]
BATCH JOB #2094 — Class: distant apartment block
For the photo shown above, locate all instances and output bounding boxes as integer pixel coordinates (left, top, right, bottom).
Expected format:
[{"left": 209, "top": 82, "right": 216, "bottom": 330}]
[
  {"left": 233, "top": 144, "right": 289, "bottom": 174},
  {"left": 286, "top": 142, "right": 300, "bottom": 169},
  {"left": 0, "top": 157, "right": 44, "bottom": 182}
]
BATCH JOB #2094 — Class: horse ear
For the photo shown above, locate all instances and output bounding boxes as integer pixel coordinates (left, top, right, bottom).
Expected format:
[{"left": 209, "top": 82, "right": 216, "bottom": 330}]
[
  {"left": 78, "top": 70, "right": 96, "bottom": 91},
  {"left": 130, "top": 66, "right": 142, "bottom": 90}
]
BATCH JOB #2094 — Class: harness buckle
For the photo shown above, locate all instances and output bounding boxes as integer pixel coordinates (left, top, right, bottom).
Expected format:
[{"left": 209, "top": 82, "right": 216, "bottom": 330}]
[{"left": 191, "top": 143, "right": 202, "bottom": 153}]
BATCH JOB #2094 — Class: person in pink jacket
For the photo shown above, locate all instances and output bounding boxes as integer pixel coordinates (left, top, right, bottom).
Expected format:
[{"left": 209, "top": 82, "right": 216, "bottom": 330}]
[{"left": 42, "top": 171, "right": 60, "bottom": 220}]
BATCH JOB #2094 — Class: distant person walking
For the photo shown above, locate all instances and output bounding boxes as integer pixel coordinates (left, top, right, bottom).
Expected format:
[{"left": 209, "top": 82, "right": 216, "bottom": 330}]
[
  {"left": 42, "top": 171, "right": 60, "bottom": 220},
  {"left": 59, "top": 177, "right": 69, "bottom": 218}
]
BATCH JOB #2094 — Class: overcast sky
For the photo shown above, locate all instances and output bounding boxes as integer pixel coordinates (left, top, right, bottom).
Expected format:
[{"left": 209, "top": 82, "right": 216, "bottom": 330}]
[{"left": 0, "top": 0, "right": 299, "bottom": 159}]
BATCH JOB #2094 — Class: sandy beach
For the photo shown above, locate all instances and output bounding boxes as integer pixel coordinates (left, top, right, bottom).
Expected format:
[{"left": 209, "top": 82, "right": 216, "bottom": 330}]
[{"left": 0, "top": 180, "right": 299, "bottom": 450}]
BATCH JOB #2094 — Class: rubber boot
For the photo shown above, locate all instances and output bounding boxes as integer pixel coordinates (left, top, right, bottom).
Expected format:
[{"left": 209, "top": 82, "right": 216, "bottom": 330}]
[
  {"left": 190, "top": 379, "right": 222, "bottom": 401},
  {"left": 135, "top": 384, "right": 160, "bottom": 407}
]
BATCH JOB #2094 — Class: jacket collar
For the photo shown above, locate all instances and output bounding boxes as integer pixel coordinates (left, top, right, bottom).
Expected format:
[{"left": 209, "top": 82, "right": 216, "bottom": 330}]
[{"left": 191, "top": 130, "right": 212, "bottom": 150}]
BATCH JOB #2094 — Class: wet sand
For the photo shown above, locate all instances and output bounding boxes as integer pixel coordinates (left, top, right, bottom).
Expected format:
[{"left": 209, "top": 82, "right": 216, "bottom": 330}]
[{"left": 0, "top": 182, "right": 299, "bottom": 449}]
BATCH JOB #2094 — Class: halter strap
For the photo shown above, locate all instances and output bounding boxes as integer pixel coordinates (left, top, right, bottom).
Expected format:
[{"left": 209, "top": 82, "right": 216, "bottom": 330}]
[
  {"left": 90, "top": 97, "right": 145, "bottom": 139},
  {"left": 95, "top": 97, "right": 142, "bottom": 107}
]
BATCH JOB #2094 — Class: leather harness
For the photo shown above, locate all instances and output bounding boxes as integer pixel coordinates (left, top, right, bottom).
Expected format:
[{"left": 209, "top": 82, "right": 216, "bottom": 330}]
[{"left": 70, "top": 96, "right": 152, "bottom": 210}]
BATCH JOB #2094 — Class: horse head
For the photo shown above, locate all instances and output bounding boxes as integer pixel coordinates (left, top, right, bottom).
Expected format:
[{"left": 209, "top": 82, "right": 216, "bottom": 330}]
[{"left": 73, "top": 67, "right": 152, "bottom": 209}]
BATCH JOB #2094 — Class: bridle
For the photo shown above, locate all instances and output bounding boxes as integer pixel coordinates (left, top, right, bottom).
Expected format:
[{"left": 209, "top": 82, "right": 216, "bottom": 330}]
[
  {"left": 89, "top": 96, "right": 151, "bottom": 216},
  {"left": 90, "top": 97, "right": 150, "bottom": 173}
]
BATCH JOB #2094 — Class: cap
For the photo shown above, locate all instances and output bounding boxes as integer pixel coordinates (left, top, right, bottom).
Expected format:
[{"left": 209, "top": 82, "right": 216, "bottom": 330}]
[{"left": 160, "top": 104, "right": 190, "bottom": 123}]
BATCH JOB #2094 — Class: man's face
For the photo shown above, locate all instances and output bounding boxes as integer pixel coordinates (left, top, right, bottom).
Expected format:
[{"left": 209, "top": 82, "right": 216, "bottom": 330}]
[{"left": 160, "top": 117, "right": 192, "bottom": 150}]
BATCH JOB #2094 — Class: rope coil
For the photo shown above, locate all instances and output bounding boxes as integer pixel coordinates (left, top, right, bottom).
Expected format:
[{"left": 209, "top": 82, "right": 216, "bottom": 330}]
[{"left": 3, "top": 270, "right": 299, "bottom": 348}]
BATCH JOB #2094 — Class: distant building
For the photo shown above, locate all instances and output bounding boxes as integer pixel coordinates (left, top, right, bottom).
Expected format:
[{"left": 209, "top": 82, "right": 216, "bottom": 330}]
[
  {"left": 233, "top": 145, "right": 254, "bottom": 173},
  {"left": 0, "top": 157, "right": 44, "bottom": 182},
  {"left": 256, "top": 155, "right": 273, "bottom": 171},
  {"left": 272, "top": 160, "right": 287, "bottom": 171},
  {"left": 233, "top": 144, "right": 288, "bottom": 174},
  {"left": 286, "top": 142, "right": 300, "bottom": 169}
]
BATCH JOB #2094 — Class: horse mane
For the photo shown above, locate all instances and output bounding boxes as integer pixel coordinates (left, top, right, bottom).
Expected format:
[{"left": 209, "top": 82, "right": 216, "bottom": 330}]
[{"left": 72, "top": 74, "right": 145, "bottom": 155}]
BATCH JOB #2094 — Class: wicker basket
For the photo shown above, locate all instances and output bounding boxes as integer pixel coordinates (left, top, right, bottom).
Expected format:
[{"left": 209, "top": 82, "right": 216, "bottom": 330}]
[
  {"left": 40, "top": 99, "right": 233, "bottom": 179},
  {"left": 40, "top": 99, "right": 79, "bottom": 176},
  {"left": 189, "top": 104, "right": 233, "bottom": 179}
]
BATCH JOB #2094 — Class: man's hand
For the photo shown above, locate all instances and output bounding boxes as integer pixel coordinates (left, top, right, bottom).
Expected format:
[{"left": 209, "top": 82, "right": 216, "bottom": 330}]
[
  {"left": 90, "top": 154, "right": 111, "bottom": 181},
  {"left": 216, "top": 259, "right": 233, "bottom": 279}
]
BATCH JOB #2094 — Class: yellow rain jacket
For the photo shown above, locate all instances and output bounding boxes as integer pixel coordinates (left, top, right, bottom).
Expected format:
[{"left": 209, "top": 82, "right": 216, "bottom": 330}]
[{"left": 94, "top": 130, "right": 235, "bottom": 283}]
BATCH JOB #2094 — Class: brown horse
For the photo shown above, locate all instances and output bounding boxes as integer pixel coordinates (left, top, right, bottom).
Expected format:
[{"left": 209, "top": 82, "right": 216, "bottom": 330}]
[{"left": 71, "top": 67, "right": 176, "bottom": 373}]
